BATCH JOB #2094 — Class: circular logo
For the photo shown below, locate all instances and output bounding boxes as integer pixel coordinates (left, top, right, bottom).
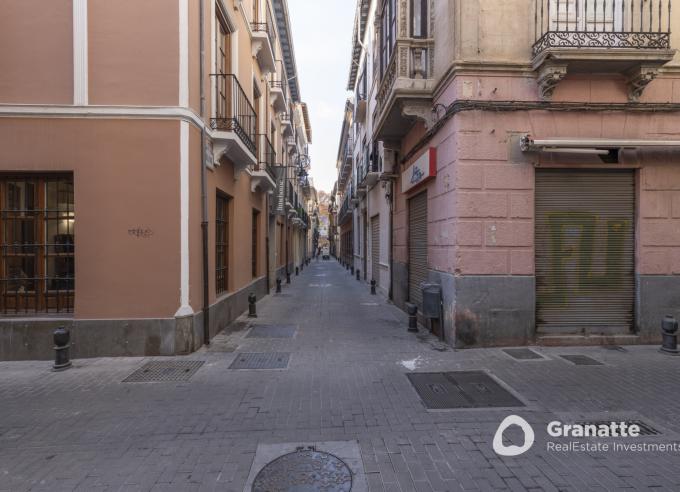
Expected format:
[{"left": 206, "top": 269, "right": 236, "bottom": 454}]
[{"left": 493, "top": 415, "right": 535, "bottom": 457}]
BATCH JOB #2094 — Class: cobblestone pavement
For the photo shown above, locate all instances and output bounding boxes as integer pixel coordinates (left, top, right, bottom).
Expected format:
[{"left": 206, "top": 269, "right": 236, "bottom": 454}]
[{"left": 1, "top": 260, "right": 680, "bottom": 491}]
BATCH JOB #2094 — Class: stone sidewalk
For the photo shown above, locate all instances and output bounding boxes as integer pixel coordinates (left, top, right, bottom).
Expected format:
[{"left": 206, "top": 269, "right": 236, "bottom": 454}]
[{"left": 1, "top": 260, "right": 679, "bottom": 491}]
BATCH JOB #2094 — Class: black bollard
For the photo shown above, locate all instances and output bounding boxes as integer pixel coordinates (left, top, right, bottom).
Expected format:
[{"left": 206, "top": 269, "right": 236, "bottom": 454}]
[
  {"left": 406, "top": 303, "right": 419, "bottom": 332},
  {"left": 53, "top": 326, "right": 72, "bottom": 371},
  {"left": 371, "top": 279, "right": 376, "bottom": 295},
  {"left": 286, "top": 271, "right": 291, "bottom": 284},
  {"left": 248, "top": 293, "right": 257, "bottom": 318},
  {"left": 276, "top": 278, "right": 282, "bottom": 293},
  {"left": 295, "top": 266, "right": 299, "bottom": 276},
  {"left": 661, "top": 315, "right": 679, "bottom": 355},
  {"left": 356, "top": 269, "right": 361, "bottom": 281}
]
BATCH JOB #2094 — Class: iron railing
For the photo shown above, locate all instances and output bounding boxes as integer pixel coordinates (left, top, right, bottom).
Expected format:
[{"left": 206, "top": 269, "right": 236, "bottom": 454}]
[
  {"left": 251, "top": 3, "right": 276, "bottom": 48},
  {"left": 210, "top": 73, "right": 257, "bottom": 155},
  {"left": 533, "top": 0, "right": 672, "bottom": 56},
  {"left": 255, "top": 134, "right": 277, "bottom": 182},
  {"left": 271, "top": 59, "right": 289, "bottom": 102}
]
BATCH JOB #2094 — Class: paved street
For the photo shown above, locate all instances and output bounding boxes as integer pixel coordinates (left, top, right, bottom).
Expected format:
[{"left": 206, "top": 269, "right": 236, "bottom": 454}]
[{"left": 1, "top": 260, "right": 680, "bottom": 492}]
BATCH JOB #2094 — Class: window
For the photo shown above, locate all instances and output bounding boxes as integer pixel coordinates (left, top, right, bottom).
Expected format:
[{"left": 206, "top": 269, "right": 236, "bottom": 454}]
[
  {"left": 0, "top": 174, "right": 74, "bottom": 315},
  {"left": 215, "top": 6, "right": 231, "bottom": 120},
  {"left": 380, "top": 0, "right": 397, "bottom": 79},
  {"left": 252, "top": 209, "right": 259, "bottom": 277},
  {"left": 411, "top": 0, "right": 428, "bottom": 38},
  {"left": 216, "top": 193, "right": 230, "bottom": 295}
]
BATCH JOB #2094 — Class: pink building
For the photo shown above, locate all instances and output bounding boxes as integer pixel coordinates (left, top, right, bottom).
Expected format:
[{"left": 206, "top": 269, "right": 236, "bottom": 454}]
[{"left": 368, "top": 0, "right": 680, "bottom": 347}]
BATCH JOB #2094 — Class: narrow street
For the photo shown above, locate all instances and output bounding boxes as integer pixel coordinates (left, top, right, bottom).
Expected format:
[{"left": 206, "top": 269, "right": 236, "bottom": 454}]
[{"left": 1, "top": 260, "right": 679, "bottom": 491}]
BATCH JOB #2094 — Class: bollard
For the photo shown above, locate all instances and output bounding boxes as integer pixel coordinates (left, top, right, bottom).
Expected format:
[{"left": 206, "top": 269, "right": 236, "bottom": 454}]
[
  {"left": 300, "top": 262, "right": 304, "bottom": 272},
  {"left": 356, "top": 269, "right": 361, "bottom": 281},
  {"left": 406, "top": 303, "right": 419, "bottom": 332},
  {"left": 248, "top": 293, "right": 257, "bottom": 318},
  {"left": 296, "top": 266, "right": 299, "bottom": 276},
  {"left": 286, "top": 271, "right": 291, "bottom": 284},
  {"left": 660, "top": 315, "right": 679, "bottom": 355},
  {"left": 53, "top": 326, "right": 72, "bottom": 371},
  {"left": 371, "top": 279, "right": 376, "bottom": 295},
  {"left": 276, "top": 278, "right": 282, "bottom": 293},
  {"left": 351, "top": 266, "right": 355, "bottom": 275}
]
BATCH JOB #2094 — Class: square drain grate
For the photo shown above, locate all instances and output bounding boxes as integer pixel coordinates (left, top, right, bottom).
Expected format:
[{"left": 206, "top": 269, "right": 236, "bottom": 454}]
[
  {"left": 407, "top": 371, "right": 525, "bottom": 410},
  {"left": 575, "top": 419, "right": 661, "bottom": 436},
  {"left": 560, "top": 355, "right": 604, "bottom": 366},
  {"left": 123, "top": 360, "right": 205, "bottom": 383},
  {"left": 247, "top": 324, "right": 297, "bottom": 339},
  {"left": 503, "top": 348, "right": 545, "bottom": 360},
  {"left": 229, "top": 352, "right": 290, "bottom": 370}
]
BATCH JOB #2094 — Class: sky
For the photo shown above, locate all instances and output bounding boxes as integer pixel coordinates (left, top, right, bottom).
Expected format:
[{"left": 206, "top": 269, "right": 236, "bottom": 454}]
[{"left": 287, "top": 0, "right": 356, "bottom": 194}]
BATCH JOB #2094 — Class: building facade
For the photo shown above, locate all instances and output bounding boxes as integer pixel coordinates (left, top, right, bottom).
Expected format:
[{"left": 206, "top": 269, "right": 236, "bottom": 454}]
[
  {"left": 338, "top": 0, "right": 680, "bottom": 347},
  {"left": 0, "top": 0, "right": 312, "bottom": 360}
]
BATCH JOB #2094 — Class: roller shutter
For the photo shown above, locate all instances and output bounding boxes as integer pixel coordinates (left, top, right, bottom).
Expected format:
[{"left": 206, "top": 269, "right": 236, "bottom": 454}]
[
  {"left": 408, "top": 192, "right": 428, "bottom": 307},
  {"left": 371, "top": 215, "right": 380, "bottom": 282},
  {"left": 535, "top": 169, "right": 635, "bottom": 335}
]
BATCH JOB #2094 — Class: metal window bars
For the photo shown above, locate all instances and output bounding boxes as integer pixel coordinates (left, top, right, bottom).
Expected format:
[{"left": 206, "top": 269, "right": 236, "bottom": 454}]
[
  {"left": 255, "top": 134, "right": 277, "bottom": 183},
  {"left": 533, "top": 0, "right": 672, "bottom": 56},
  {"left": 251, "top": 2, "right": 276, "bottom": 49},
  {"left": 210, "top": 74, "right": 257, "bottom": 155}
]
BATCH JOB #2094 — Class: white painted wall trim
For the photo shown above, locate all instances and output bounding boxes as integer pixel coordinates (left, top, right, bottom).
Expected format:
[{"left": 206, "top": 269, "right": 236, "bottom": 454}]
[
  {"left": 176, "top": 120, "right": 194, "bottom": 318},
  {"left": 179, "top": 0, "right": 189, "bottom": 107},
  {"left": 73, "top": 0, "right": 89, "bottom": 105}
]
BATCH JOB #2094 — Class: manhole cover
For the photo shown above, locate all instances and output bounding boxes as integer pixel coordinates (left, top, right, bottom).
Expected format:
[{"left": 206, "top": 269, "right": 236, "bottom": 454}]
[
  {"left": 253, "top": 447, "right": 352, "bottom": 492},
  {"left": 503, "top": 348, "right": 545, "bottom": 360},
  {"left": 229, "top": 352, "right": 290, "bottom": 369},
  {"left": 407, "top": 371, "right": 525, "bottom": 409},
  {"left": 560, "top": 355, "right": 604, "bottom": 366},
  {"left": 247, "top": 324, "right": 297, "bottom": 339},
  {"left": 123, "top": 360, "right": 204, "bottom": 382}
]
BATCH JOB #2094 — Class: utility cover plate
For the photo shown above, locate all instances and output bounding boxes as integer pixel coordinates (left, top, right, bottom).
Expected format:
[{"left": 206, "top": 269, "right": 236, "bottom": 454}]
[
  {"left": 407, "top": 371, "right": 525, "bottom": 410},
  {"left": 229, "top": 352, "right": 290, "bottom": 370},
  {"left": 252, "top": 447, "right": 352, "bottom": 492},
  {"left": 247, "top": 324, "right": 297, "bottom": 339},
  {"left": 123, "top": 360, "right": 205, "bottom": 383},
  {"left": 503, "top": 348, "right": 545, "bottom": 360},
  {"left": 560, "top": 355, "right": 604, "bottom": 366}
]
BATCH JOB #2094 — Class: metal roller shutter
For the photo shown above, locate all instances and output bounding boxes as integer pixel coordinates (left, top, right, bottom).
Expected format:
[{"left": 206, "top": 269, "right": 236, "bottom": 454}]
[
  {"left": 409, "top": 192, "right": 428, "bottom": 307},
  {"left": 535, "top": 169, "right": 635, "bottom": 335},
  {"left": 371, "top": 215, "right": 380, "bottom": 282}
]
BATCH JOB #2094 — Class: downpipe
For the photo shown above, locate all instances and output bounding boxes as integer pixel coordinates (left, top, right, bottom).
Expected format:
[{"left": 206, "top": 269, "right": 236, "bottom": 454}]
[{"left": 199, "top": 0, "right": 210, "bottom": 346}]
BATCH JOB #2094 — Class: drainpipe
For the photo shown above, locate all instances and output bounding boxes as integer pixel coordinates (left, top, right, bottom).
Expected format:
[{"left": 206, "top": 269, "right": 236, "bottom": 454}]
[
  {"left": 388, "top": 180, "right": 394, "bottom": 301},
  {"left": 199, "top": 0, "right": 210, "bottom": 346},
  {"left": 265, "top": 192, "right": 270, "bottom": 294}
]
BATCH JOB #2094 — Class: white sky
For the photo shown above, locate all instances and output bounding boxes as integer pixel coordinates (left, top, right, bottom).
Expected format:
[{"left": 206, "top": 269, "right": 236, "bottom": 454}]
[{"left": 287, "top": 0, "right": 355, "bottom": 193}]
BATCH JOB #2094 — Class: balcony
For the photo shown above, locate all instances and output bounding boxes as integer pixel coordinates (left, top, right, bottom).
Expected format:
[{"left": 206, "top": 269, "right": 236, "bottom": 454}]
[
  {"left": 280, "top": 112, "right": 293, "bottom": 137},
  {"left": 270, "top": 60, "right": 289, "bottom": 113},
  {"left": 210, "top": 74, "right": 257, "bottom": 172},
  {"left": 337, "top": 136, "right": 354, "bottom": 191},
  {"left": 532, "top": 0, "right": 675, "bottom": 101},
  {"left": 355, "top": 90, "right": 367, "bottom": 123},
  {"left": 337, "top": 189, "right": 354, "bottom": 226},
  {"left": 251, "top": 5, "right": 277, "bottom": 74},
  {"left": 357, "top": 152, "right": 380, "bottom": 192},
  {"left": 251, "top": 134, "right": 277, "bottom": 193},
  {"left": 374, "top": 39, "right": 436, "bottom": 141}
]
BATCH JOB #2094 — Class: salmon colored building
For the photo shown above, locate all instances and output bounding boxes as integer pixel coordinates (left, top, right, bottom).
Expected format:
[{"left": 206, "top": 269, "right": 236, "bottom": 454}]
[
  {"left": 0, "top": 0, "right": 313, "bottom": 360},
  {"left": 340, "top": 0, "right": 680, "bottom": 348}
]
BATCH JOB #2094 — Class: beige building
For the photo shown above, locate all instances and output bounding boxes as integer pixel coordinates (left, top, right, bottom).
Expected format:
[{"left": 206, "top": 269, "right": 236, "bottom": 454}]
[{"left": 0, "top": 0, "right": 312, "bottom": 360}]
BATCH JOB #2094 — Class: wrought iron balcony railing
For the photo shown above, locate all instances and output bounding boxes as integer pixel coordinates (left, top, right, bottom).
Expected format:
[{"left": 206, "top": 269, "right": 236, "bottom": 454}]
[
  {"left": 251, "top": 3, "right": 276, "bottom": 48},
  {"left": 271, "top": 59, "right": 289, "bottom": 101},
  {"left": 210, "top": 73, "right": 257, "bottom": 155},
  {"left": 254, "top": 134, "right": 277, "bottom": 182},
  {"left": 533, "top": 0, "right": 672, "bottom": 57}
]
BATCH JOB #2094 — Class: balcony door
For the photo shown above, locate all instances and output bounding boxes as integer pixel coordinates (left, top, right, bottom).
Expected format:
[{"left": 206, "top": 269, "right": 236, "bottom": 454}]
[
  {"left": 549, "top": 0, "right": 623, "bottom": 32},
  {"left": 215, "top": 6, "right": 232, "bottom": 120}
]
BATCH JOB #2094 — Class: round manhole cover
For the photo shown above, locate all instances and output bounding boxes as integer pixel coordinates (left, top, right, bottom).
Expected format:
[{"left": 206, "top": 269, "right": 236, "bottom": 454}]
[{"left": 253, "top": 448, "right": 352, "bottom": 491}]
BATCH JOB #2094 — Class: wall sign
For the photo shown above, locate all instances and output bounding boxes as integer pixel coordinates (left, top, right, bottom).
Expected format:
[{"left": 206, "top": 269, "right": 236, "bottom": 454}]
[{"left": 402, "top": 147, "right": 437, "bottom": 193}]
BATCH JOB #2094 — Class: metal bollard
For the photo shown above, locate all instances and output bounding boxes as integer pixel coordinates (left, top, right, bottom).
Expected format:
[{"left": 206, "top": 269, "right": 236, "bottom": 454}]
[
  {"left": 248, "top": 293, "right": 257, "bottom": 318},
  {"left": 276, "top": 278, "right": 282, "bottom": 293},
  {"left": 406, "top": 303, "right": 419, "bottom": 332},
  {"left": 53, "top": 326, "right": 72, "bottom": 371},
  {"left": 371, "top": 279, "right": 376, "bottom": 295},
  {"left": 296, "top": 266, "right": 299, "bottom": 276},
  {"left": 300, "top": 262, "right": 304, "bottom": 272},
  {"left": 286, "top": 271, "right": 291, "bottom": 284},
  {"left": 660, "top": 315, "right": 679, "bottom": 355},
  {"left": 356, "top": 269, "right": 361, "bottom": 281}
]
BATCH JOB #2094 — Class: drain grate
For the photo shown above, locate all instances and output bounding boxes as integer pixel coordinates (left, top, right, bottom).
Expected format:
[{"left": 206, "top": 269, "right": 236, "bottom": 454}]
[
  {"left": 123, "top": 360, "right": 205, "bottom": 383},
  {"left": 503, "top": 348, "right": 545, "bottom": 360},
  {"left": 602, "top": 345, "right": 627, "bottom": 352},
  {"left": 407, "top": 371, "right": 525, "bottom": 410},
  {"left": 229, "top": 352, "right": 290, "bottom": 370},
  {"left": 575, "top": 419, "right": 661, "bottom": 436},
  {"left": 560, "top": 355, "right": 604, "bottom": 366},
  {"left": 253, "top": 447, "right": 352, "bottom": 492},
  {"left": 247, "top": 324, "right": 297, "bottom": 339}
]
